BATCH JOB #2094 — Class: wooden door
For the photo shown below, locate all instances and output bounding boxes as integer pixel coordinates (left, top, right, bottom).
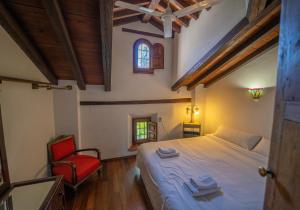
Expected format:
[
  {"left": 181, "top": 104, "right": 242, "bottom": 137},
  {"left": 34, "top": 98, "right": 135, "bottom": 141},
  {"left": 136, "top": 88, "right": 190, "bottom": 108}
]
[{"left": 263, "top": 0, "right": 300, "bottom": 209}]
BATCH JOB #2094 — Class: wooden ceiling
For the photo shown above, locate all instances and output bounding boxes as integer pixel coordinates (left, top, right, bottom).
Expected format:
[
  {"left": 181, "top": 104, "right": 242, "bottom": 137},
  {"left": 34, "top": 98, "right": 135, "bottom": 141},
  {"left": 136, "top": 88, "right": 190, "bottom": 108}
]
[
  {"left": 113, "top": 0, "right": 204, "bottom": 33},
  {"left": 172, "top": 0, "right": 280, "bottom": 90},
  {"left": 0, "top": 0, "right": 113, "bottom": 90},
  {"left": 0, "top": 0, "right": 280, "bottom": 91}
]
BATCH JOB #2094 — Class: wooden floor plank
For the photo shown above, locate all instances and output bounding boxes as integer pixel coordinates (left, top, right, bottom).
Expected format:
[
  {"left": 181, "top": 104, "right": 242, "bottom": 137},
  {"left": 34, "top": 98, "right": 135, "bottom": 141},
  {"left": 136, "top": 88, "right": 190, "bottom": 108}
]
[{"left": 66, "top": 157, "right": 149, "bottom": 210}]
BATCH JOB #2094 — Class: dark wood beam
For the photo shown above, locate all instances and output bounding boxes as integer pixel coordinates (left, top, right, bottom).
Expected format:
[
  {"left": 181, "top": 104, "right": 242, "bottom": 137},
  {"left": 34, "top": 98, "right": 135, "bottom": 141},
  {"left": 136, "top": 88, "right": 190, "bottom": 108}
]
[
  {"left": 171, "top": 18, "right": 249, "bottom": 91},
  {"left": 247, "top": 0, "right": 268, "bottom": 22},
  {"left": 0, "top": 1, "right": 57, "bottom": 84},
  {"left": 203, "top": 38, "right": 278, "bottom": 88},
  {"left": 171, "top": 0, "right": 280, "bottom": 91},
  {"left": 151, "top": 16, "right": 181, "bottom": 33},
  {"left": 142, "top": 0, "right": 161, "bottom": 22},
  {"left": 99, "top": 0, "right": 113, "bottom": 91},
  {"left": 80, "top": 98, "right": 192, "bottom": 105},
  {"left": 113, "top": 15, "right": 143, "bottom": 26},
  {"left": 149, "top": 16, "right": 164, "bottom": 31},
  {"left": 187, "top": 18, "right": 280, "bottom": 90},
  {"left": 42, "top": 0, "right": 86, "bottom": 90},
  {"left": 114, "top": 1, "right": 150, "bottom": 12},
  {"left": 122, "top": 28, "right": 164, "bottom": 39},
  {"left": 157, "top": 3, "right": 189, "bottom": 27},
  {"left": 175, "top": 0, "right": 199, "bottom": 20}
]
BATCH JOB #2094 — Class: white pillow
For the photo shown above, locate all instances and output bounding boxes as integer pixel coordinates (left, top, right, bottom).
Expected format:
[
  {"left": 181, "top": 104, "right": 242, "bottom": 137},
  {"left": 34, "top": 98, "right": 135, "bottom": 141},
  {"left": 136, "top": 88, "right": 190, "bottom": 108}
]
[
  {"left": 214, "top": 126, "right": 262, "bottom": 150},
  {"left": 252, "top": 137, "right": 271, "bottom": 157}
]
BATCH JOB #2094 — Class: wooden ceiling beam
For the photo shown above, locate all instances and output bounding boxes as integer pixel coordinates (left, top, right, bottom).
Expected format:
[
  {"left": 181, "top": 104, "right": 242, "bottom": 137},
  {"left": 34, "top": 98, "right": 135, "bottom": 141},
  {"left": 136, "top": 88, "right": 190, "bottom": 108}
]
[
  {"left": 149, "top": 16, "right": 164, "bottom": 31},
  {"left": 0, "top": 1, "right": 57, "bottom": 84},
  {"left": 113, "top": 15, "right": 143, "bottom": 26},
  {"left": 42, "top": 0, "right": 86, "bottom": 90},
  {"left": 156, "top": 4, "right": 188, "bottom": 27},
  {"left": 151, "top": 16, "right": 181, "bottom": 33},
  {"left": 247, "top": 0, "right": 268, "bottom": 22},
  {"left": 203, "top": 37, "right": 278, "bottom": 87},
  {"left": 113, "top": 1, "right": 150, "bottom": 12},
  {"left": 188, "top": 22, "right": 280, "bottom": 89},
  {"left": 171, "top": 0, "right": 280, "bottom": 91},
  {"left": 99, "top": 0, "right": 113, "bottom": 91},
  {"left": 142, "top": 0, "right": 161, "bottom": 22},
  {"left": 174, "top": 0, "right": 199, "bottom": 20}
]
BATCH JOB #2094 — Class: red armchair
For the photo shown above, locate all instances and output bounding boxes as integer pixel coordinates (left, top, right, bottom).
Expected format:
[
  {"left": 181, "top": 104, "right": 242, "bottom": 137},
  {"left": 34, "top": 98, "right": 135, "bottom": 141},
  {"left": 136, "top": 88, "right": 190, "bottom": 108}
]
[{"left": 47, "top": 135, "right": 102, "bottom": 191}]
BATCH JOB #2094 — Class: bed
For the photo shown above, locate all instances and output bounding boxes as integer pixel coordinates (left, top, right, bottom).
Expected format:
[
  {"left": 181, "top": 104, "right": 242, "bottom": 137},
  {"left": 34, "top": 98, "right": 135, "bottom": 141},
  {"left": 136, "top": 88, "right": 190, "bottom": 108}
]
[{"left": 136, "top": 134, "right": 268, "bottom": 210}]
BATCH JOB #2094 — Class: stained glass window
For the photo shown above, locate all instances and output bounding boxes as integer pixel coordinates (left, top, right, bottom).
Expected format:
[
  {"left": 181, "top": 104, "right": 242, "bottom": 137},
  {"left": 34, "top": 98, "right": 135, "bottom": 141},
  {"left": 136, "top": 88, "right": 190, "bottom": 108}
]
[{"left": 137, "top": 43, "right": 150, "bottom": 69}]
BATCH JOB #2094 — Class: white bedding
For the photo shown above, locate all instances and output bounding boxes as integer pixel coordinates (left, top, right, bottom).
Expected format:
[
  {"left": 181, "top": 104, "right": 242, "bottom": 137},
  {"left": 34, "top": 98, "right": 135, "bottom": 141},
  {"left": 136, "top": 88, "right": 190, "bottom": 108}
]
[{"left": 137, "top": 135, "right": 268, "bottom": 210}]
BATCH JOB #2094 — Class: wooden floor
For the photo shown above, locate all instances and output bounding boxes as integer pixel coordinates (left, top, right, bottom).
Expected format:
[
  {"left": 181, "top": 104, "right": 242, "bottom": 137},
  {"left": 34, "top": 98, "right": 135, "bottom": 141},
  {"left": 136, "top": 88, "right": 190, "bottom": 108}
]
[{"left": 65, "top": 156, "right": 151, "bottom": 210}]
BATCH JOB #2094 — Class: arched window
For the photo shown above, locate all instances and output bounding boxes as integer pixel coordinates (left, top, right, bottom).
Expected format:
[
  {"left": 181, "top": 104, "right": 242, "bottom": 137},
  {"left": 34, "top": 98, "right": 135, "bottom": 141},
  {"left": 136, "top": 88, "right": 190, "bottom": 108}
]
[{"left": 133, "top": 39, "right": 153, "bottom": 73}]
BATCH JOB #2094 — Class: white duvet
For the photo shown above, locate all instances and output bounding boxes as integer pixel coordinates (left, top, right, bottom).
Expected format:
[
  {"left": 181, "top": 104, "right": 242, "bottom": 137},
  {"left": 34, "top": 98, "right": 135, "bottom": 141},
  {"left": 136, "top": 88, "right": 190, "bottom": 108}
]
[{"left": 137, "top": 135, "right": 268, "bottom": 210}]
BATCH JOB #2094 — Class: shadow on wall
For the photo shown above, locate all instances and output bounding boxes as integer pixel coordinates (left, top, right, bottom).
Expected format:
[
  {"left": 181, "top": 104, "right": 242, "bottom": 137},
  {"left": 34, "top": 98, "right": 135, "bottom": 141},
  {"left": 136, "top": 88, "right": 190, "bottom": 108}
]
[
  {"left": 160, "top": 123, "right": 182, "bottom": 140},
  {"left": 204, "top": 85, "right": 276, "bottom": 138}
]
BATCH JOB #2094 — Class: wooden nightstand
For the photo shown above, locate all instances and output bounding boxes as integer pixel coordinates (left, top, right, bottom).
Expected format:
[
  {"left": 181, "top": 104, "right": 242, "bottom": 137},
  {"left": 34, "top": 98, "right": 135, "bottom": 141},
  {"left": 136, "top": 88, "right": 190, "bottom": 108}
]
[{"left": 183, "top": 122, "right": 201, "bottom": 138}]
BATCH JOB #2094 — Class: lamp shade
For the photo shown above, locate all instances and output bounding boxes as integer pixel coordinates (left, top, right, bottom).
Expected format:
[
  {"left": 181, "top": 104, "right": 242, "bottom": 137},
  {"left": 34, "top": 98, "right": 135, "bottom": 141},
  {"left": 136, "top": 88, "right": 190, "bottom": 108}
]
[{"left": 248, "top": 88, "right": 264, "bottom": 100}]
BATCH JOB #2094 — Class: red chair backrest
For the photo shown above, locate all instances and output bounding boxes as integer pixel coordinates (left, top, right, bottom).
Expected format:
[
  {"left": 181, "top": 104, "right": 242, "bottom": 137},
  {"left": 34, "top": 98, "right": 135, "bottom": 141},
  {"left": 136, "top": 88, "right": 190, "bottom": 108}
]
[{"left": 50, "top": 136, "right": 76, "bottom": 161}]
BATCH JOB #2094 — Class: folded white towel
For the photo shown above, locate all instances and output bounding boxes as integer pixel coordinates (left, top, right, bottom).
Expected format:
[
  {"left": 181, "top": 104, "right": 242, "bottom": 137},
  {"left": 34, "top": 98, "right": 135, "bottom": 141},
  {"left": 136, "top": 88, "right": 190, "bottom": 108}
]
[
  {"left": 156, "top": 150, "right": 179, "bottom": 159},
  {"left": 158, "top": 147, "right": 176, "bottom": 154},
  {"left": 190, "top": 175, "right": 218, "bottom": 190},
  {"left": 184, "top": 182, "right": 221, "bottom": 197}
]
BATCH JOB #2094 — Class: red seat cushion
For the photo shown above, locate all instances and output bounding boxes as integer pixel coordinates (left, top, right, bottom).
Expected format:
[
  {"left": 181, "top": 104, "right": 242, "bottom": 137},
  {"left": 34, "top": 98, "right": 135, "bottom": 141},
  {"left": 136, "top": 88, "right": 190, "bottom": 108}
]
[
  {"left": 51, "top": 137, "right": 76, "bottom": 161},
  {"left": 52, "top": 155, "right": 100, "bottom": 183}
]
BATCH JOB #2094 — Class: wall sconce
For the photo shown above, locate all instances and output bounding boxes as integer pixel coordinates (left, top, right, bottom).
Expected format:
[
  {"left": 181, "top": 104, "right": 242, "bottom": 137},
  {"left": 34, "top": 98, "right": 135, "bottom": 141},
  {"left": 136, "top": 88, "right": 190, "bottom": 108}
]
[
  {"left": 186, "top": 105, "right": 191, "bottom": 115},
  {"left": 185, "top": 105, "right": 200, "bottom": 123},
  {"left": 248, "top": 88, "right": 264, "bottom": 101},
  {"left": 193, "top": 105, "right": 200, "bottom": 115},
  {"left": 32, "top": 84, "right": 72, "bottom": 90}
]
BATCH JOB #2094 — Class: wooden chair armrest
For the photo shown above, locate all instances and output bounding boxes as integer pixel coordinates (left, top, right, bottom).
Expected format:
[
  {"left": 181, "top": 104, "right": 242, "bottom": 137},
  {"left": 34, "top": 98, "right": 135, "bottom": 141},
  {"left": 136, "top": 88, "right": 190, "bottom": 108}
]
[
  {"left": 50, "top": 161, "right": 77, "bottom": 184},
  {"left": 74, "top": 148, "right": 101, "bottom": 160},
  {"left": 51, "top": 160, "right": 75, "bottom": 168}
]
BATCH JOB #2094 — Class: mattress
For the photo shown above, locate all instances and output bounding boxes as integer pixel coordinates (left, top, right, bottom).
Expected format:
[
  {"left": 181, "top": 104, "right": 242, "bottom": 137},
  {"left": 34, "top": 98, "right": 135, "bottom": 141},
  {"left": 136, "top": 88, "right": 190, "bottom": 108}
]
[{"left": 136, "top": 135, "right": 268, "bottom": 210}]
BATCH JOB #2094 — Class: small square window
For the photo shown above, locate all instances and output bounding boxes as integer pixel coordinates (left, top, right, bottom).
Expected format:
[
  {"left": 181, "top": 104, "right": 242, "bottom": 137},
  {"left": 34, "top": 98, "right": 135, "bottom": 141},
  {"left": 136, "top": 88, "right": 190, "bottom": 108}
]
[{"left": 132, "top": 117, "right": 157, "bottom": 145}]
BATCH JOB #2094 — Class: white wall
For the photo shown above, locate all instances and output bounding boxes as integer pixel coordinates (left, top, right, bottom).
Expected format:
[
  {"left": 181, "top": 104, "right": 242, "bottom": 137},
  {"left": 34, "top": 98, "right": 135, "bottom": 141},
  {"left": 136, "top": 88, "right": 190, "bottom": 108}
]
[
  {"left": 78, "top": 22, "right": 191, "bottom": 159},
  {"left": 0, "top": 25, "right": 55, "bottom": 182},
  {"left": 80, "top": 103, "right": 189, "bottom": 159},
  {"left": 173, "top": 0, "right": 248, "bottom": 81},
  {"left": 53, "top": 80, "right": 82, "bottom": 147},
  {"left": 202, "top": 47, "right": 278, "bottom": 138},
  {"left": 81, "top": 22, "right": 190, "bottom": 100},
  {"left": 0, "top": 82, "right": 55, "bottom": 182}
]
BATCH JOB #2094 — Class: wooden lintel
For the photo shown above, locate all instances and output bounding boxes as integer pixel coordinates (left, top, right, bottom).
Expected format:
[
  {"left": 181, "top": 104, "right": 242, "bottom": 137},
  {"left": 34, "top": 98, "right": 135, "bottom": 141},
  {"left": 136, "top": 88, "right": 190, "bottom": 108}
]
[
  {"left": 99, "top": 0, "right": 113, "bottom": 91},
  {"left": 0, "top": 1, "right": 57, "bottom": 84},
  {"left": 122, "top": 28, "right": 164, "bottom": 39},
  {"left": 42, "top": 0, "right": 86, "bottom": 90},
  {"left": 80, "top": 98, "right": 192, "bottom": 105}
]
